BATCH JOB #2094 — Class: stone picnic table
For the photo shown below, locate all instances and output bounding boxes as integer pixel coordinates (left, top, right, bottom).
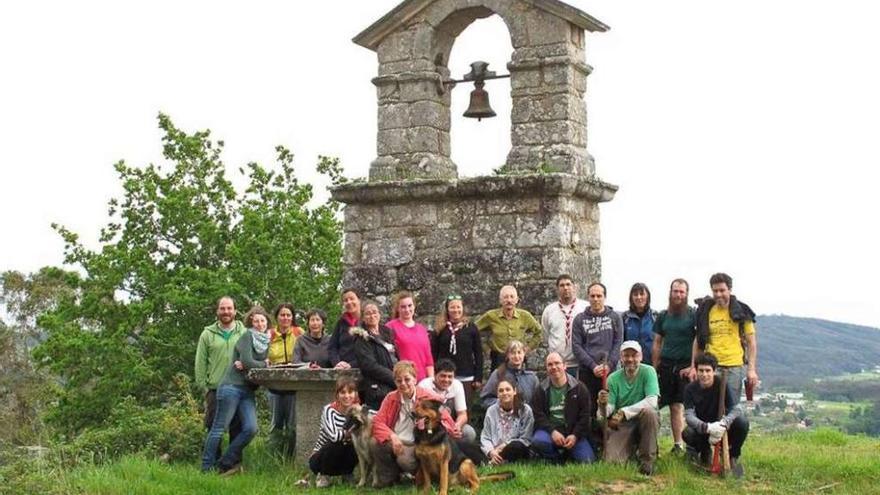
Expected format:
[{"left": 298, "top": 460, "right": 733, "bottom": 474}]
[{"left": 248, "top": 366, "right": 361, "bottom": 464}]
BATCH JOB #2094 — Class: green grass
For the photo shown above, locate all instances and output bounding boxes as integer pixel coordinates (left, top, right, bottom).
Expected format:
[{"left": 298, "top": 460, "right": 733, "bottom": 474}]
[{"left": 8, "top": 429, "right": 880, "bottom": 495}]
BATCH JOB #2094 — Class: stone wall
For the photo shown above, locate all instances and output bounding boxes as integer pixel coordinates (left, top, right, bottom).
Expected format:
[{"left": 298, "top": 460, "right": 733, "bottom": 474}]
[{"left": 331, "top": 173, "right": 616, "bottom": 321}]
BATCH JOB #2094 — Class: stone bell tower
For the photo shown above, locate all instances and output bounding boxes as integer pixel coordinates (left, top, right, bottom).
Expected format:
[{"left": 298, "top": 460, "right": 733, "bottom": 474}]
[{"left": 331, "top": 0, "right": 617, "bottom": 320}]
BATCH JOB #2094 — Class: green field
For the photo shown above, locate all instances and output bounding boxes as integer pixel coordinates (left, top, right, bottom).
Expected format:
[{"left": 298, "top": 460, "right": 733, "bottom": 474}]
[{"left": 6, "top": 428, "right": 879, "bottom": 495}]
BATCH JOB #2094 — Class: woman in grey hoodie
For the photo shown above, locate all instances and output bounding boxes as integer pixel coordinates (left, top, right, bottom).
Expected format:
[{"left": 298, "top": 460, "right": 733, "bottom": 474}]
[
  {"left": 481, "top": 379, "right": 534, "bottom": 465},
  {"left": 294, "top": 309, "right": 331, "bottom": 368}
]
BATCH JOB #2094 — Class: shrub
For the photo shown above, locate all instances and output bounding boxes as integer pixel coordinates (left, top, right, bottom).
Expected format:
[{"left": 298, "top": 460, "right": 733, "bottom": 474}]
[{"left": 66, "top": 374, "right": 203, "bottom": 463}]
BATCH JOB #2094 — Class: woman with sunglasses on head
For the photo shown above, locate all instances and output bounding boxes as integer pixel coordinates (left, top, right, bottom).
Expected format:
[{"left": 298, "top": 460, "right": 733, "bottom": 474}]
[{"left": 432, "top": 294, "right": 484, "bottom": 407}]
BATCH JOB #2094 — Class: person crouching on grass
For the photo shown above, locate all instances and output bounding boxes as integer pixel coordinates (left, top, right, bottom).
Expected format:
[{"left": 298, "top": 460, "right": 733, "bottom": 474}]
[
  {"left": 683, "top": 352, "right": 749, "bottom": 478},
  {"left": 200, "top": 306, "right": 271, "bottom": 475},
  {"left": 305, "top": 376, "right": 360, "bottom": 488}
]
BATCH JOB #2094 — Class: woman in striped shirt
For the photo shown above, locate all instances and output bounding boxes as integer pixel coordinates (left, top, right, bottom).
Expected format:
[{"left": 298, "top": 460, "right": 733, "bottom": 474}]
[{"left": 308, "top": 376, "right": 359, "bottom": 488}]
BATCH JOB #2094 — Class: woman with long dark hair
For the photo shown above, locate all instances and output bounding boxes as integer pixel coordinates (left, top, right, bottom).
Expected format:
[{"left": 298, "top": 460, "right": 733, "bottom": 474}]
[{"left": 480, "top": 379, "right": 535, "bottom": 465}]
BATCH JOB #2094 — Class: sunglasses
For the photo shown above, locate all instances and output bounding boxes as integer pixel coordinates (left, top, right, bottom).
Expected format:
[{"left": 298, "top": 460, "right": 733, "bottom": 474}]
[{"left": 446, "top": 294, "right": 462, "bottom": 301}]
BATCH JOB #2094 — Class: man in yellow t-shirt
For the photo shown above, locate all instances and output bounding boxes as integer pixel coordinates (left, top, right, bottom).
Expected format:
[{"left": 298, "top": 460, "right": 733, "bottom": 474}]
[{"left": 691, "top": 273, "right": 757, "bottom": 398}]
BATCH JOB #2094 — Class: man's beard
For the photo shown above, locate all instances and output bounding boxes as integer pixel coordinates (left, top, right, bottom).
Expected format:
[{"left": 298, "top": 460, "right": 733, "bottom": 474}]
[{"left": 667, "top": 297, "right": 688, "bottom": 315}]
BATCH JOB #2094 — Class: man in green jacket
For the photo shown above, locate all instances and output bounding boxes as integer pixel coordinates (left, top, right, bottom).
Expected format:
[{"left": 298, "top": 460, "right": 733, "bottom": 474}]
[{"left": 195, "top": 296, "right": 247, "bottom": 456}]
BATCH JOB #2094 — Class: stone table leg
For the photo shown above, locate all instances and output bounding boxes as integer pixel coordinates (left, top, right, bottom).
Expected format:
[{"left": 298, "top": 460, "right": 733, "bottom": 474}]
[{"left": 293, "top": 387, "right": 337, "bottom": 465}]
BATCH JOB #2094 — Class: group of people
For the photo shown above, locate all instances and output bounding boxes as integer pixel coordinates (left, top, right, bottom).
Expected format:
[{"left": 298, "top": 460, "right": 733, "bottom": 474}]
[{"left": 194, "top": 272, "right": 757, "bottom": 484}]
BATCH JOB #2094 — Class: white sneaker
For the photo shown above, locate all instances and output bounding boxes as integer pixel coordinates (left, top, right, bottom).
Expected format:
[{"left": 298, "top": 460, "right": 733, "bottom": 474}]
[{"left": 316, "top": 475, "right": 331, "bottom": 488}]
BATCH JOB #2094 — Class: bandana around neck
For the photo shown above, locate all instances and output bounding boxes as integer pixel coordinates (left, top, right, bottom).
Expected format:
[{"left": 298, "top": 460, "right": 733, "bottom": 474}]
[{"left": 446, "top": 320, "right": 465, "bottom": 355}]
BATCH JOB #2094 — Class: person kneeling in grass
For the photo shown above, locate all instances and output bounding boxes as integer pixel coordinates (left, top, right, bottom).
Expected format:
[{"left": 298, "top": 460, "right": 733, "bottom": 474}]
[
  {"left": 305, "top": 376, "right": 360, "bottom": 488},
  {"left": 683, "top": 352, "right": 749, "bottom": 478},
  {"left": 481, "top": 379, "right": 535, "bottom": 465}
]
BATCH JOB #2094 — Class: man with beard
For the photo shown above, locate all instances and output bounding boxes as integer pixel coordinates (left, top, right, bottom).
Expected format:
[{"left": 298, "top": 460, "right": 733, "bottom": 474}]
[
  {"left": 597, "top": 341, "right": 660, "bottom": 476},
  {"left": 571, "top": 282, "right": 623, "bottom": 418},
  {"left": 476, "top": 285, "right": 542, "bottom": 372},
  {"left": 195, "top": 296, "right": 247, "bottom": 459},
  {"left": 542, "top": 275, "right": 589, "bottom": 378},
  {"left": 651, "top": 278, "right": 696, "bottom": 454},
  {"left": 692, "top": 273, "right": 758, "bottom": 398}
]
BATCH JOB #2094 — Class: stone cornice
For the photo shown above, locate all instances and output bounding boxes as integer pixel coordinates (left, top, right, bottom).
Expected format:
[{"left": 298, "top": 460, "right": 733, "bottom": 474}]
[
  {"left": 353, "top": 0, "right": 609, "bottom": 51},
  {"left": 331, "top": 173, "right": 618, "bottom": 205}
]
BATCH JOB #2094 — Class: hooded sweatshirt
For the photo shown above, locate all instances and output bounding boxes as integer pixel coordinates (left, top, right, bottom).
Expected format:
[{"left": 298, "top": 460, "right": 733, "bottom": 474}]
[
  {"left": 571, "top": 306, "right": 624, "bottom": 372},
  {"left": 194, "top": 320, "right": 246, "bottom": 392}
]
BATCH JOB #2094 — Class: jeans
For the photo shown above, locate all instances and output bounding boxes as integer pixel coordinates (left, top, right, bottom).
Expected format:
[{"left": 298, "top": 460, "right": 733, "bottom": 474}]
[
  {"left": 718, "top": 365, "right": 745, "bottom": 400},
  {"left": 201, "top": 384, "right": 258, "bottom": 471},
  {"left": 531, "top": 429, "right": 596, "bottom": 463}
]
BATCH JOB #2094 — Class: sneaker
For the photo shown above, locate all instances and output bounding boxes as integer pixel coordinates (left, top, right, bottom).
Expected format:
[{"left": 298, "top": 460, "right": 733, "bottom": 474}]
[
  {"left": 316, "top": 474, "right": 331, "bottom": 488},
  {"left": 218, "top": 463, "right": 242, "bottom": 477},
  {"left": 670, "top": 444, "right": 684, "bottom": 456},
  {"left": 294, "top": 477, "right": 310, "bottom": 487},
  {"left": 639, "top": 462, "right": 655, "bottom": 476},
  {"left": 730, "top": 457, "right": 745, "bottom": 479}
]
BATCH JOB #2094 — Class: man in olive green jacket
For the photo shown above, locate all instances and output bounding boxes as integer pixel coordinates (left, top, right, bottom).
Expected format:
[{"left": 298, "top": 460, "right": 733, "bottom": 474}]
[{"left": 195, "top": 296, "right": 247, "bottom": 455}]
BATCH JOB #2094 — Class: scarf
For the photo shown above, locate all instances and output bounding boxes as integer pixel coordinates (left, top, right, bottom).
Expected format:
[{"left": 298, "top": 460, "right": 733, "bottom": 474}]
[
  {"left": 559, "top": 301, "right": 576, "bottom": 347},
  {"left": 250, "top": 328, "right": 270, "bottom": 354},
  {"left": 446, "top": 320, "right": 465, "bottom": 355},
  {"left": 499, "top": 405, "right": 517, "bottom": 440}
]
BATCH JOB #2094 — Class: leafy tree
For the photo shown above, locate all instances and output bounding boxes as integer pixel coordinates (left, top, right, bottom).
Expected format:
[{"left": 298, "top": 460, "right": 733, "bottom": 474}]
[
  {"left": 32, "top": 114, "right": 345, "bottom": 436},
  {"left": 0, "top": 267, "right": 76, "bottom": 446}
]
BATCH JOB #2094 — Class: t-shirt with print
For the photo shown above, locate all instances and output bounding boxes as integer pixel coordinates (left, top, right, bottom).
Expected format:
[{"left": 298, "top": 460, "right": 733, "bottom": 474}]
[
  {"left": 548, "top": 384, "right": 567, "bottom": 429},
  {"left": 705, "top": 305, "right": 756, "bottom": 367}
]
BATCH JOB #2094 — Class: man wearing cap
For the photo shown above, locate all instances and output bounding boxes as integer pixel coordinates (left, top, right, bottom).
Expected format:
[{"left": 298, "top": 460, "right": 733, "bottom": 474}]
[
  {"left": 476, "top": 285, "right": 542, "bottom": 372},
  {"left": 542, "top": 275, "right": 589, "bottom": 378},
  {"left": 597, "top": 340, "right": 661, "bottom": 476}
]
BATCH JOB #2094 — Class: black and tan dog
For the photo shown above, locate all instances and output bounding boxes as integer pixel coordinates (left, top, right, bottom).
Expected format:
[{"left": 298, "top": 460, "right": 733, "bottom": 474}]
[
  {"left": 343, "top": 403, "right": 376, "bottom": 487},
  {"left": 412, "top": 399, "right": 513, "bottom": 494}
]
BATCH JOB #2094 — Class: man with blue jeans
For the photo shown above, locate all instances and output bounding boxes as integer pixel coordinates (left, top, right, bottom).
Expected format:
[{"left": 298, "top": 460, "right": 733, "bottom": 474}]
[{"left": 530, "top": 352, "right": 595, "bottom": 463}]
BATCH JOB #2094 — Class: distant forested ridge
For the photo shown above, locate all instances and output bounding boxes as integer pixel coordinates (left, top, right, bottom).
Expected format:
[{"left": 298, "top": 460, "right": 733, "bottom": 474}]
[{"left": 757, "top": 314, "right": 880, "bottom": 389}]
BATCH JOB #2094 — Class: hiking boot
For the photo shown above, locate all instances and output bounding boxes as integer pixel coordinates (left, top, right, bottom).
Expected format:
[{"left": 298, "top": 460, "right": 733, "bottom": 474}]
[
  {"left": 316, "top": 474, "right": 331, "bottom": 488},
  {"left": 639, "top": 462, "right": 655, "bottom": 476},
  {"left": 670, "top": 444, "right": 684, "bottom": 456},
  {"left": 218, "top": 463, "right": 242, "bottom": 477},
  {"left": 730, "top": 457, "right": 745, "bottom": 479}
]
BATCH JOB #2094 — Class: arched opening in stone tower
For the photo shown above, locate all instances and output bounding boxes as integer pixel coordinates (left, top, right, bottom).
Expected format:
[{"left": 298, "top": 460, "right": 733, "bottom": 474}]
[{"left": 448, "top": 15, "right": 512, "bottom": 178}]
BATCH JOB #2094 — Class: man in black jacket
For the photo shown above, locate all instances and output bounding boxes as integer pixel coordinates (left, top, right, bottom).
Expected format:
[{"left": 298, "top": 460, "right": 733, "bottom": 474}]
[
  {"left": 530, "top": 352, "right": 596, "bottom": 463},
  {"left": 691, "top": 273, "right": 758, "bottom": 398}
]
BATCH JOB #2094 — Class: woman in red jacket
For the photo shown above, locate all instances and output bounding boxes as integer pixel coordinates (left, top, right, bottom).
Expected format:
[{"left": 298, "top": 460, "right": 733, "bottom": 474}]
[{"left": 370, "top": 361, "right": 455, "bottom": 488}]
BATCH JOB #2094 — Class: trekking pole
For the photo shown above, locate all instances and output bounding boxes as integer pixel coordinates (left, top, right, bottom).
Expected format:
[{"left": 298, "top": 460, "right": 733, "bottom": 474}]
[
  {"left": 598, "top": 352, "right": 609, "bottom": 461},
  {"left": 711, "top": 369, "right": 729, "bottom": 476}
]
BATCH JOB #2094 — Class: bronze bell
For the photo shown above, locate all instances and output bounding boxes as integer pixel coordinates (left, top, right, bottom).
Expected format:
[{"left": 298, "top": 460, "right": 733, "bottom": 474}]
[{"left": 463, "top": 80, "right": 496, "bottom": 121}]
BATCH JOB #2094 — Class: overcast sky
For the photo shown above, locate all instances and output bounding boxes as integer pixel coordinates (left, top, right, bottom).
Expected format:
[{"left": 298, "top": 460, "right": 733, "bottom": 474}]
[{"left": 1, "top": 1, "right": 878, "bottom": 328}]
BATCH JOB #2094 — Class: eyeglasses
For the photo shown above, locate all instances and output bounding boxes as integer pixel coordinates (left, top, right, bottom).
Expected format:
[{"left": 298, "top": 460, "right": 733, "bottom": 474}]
[{"left": 446, "top": 294, "right": 462, "bottom": 301}]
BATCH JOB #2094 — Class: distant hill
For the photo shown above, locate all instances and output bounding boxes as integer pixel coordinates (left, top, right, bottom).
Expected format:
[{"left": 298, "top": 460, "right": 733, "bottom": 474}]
[{"left": 757, "top": 314, "right": 880, "bottom": 387}]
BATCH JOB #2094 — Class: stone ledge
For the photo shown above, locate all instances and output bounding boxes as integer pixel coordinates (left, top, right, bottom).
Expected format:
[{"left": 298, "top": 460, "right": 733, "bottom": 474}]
[
  {"left": 331, "top": 173, "right": 617, "bottom": 205},
  {"left": 248, "top": 367, "right": 362, "bottom": 391}
]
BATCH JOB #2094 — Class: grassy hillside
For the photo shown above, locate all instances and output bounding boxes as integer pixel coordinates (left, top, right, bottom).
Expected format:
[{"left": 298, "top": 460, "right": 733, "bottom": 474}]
[
  {"left": 6, "top": 429, "right": 878, "bottom": 495},
  {"left": 756, "top": 315, "right": 880, "bottom": 387}
]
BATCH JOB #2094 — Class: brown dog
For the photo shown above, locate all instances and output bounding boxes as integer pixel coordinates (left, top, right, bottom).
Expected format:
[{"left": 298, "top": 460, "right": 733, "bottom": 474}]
[
  {"left": 343, "top": 403, "right": 376, "bottom": 487},
  {"left": 413, "top": 399, "right": 515, "bottom": 494}
]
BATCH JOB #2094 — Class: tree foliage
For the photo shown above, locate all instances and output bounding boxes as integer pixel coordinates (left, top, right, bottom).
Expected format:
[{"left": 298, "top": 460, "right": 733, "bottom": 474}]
[{"left": 32, "top": 113, "right": 345, "bottom": 436}]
